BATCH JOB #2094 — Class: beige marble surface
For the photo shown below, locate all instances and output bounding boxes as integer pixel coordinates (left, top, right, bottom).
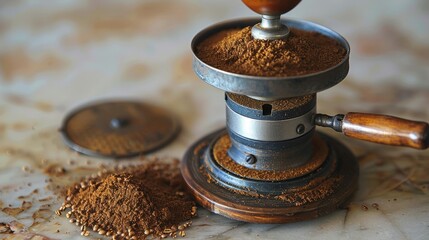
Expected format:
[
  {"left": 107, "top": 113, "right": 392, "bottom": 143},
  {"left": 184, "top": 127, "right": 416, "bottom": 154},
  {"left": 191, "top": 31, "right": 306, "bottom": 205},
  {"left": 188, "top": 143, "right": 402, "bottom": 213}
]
[{"left": 0, "top": 0, "right": 428, "bottom": 239}]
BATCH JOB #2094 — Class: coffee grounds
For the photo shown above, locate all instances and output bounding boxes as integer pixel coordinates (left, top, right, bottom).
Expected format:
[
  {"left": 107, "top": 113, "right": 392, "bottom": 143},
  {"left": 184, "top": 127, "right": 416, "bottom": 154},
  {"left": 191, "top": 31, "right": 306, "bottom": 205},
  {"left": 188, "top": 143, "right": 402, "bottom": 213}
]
[
  {"left": 227, "top": 93, "right": 314, "bottom": 111},
  {"left": 196, "top": 27, "right": 346, "bottom": 77},
  {"left": 207, "top": 134, "right": 342, "bottom": 207},
  {"left": 275, "top": 176, "right": 342, "bottom": 206},
  {"left": 212, "top": 133, "right": 328, "bottom": 181},
  {"left": 58, "top": 160, "right": 196, "bottom": 239}
]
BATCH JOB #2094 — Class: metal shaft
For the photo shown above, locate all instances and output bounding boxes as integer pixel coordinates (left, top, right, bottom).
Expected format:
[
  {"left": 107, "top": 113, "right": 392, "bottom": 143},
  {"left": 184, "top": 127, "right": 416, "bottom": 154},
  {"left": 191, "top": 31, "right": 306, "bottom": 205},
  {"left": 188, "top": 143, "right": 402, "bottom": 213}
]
[{"left": 251, "top": 15, "right": 290, "bottom": 40}]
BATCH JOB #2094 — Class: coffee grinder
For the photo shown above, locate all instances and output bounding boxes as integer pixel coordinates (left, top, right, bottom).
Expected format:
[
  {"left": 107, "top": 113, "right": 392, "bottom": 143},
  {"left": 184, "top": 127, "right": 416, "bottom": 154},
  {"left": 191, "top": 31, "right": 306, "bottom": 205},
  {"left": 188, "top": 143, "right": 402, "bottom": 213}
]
[{"left": 181, "top": 0, "right": 428, "bottom": 223}]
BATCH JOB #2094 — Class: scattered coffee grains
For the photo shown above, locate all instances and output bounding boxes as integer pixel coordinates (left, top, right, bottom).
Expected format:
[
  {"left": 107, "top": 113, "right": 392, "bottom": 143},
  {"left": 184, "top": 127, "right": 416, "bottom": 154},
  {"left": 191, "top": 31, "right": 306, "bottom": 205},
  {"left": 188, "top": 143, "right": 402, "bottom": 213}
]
[
  {"left": 196, "top": 26, "right": 346, "bottom": 77},
  {"left": 58, "top": 160, "right": 197, "bottom": 239},
  {"left": 371, "top": 203, "right": 379, "bottom": 210}
]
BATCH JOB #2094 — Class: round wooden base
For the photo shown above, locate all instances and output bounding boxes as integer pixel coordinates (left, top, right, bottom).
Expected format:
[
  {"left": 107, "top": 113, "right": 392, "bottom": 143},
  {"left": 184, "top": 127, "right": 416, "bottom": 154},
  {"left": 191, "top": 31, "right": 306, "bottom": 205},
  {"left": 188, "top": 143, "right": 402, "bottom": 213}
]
[{"left": 181, "top": 129, "right": 359, "bottom": 223}]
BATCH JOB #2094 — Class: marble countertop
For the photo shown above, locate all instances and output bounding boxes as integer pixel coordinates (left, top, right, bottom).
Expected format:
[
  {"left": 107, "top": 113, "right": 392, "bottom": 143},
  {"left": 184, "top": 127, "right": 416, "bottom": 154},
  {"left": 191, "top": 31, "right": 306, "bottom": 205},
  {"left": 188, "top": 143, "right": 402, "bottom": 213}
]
[{"left": 0, "top": 0, "right": 428, "bottom": 239}]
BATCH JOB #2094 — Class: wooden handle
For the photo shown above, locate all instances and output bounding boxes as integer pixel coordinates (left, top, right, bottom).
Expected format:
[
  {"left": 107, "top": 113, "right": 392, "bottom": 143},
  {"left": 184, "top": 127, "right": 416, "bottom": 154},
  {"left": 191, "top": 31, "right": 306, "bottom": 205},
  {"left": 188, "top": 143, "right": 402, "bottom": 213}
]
[
  {"left": 242, "top": 0, "right": 301, "bottom": 16},
  {"left": 342, "top": 112, "right": 429, "bottom": 149}
]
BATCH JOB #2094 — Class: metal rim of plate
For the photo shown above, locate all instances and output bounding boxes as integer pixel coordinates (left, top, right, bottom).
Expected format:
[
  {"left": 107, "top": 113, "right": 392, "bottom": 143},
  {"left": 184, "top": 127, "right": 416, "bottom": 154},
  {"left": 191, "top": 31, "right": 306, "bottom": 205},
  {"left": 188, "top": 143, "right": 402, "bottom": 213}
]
[
  {"left": 191, "top": 18, "right": 350, "bottom": 99},
  {"left": 181, "top": 128, "right": 359, "bottom": 223},
  {"left": 60, "top": 100, "right": 180, "bottom": 158}
]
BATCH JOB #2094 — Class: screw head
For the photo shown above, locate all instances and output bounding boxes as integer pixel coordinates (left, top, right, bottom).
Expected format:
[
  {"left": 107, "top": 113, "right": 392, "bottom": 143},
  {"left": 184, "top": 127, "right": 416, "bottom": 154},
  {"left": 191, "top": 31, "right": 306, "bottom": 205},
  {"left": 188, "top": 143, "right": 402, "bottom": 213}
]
[
  {"left": 296, "top": 124, "right": 305, "bottom": 135},
  {"left": 110, "top": 118, "right": 129, "bottom": 129},
  {"left": 245, "top": 154, "right": 257, "bottom": 165}
]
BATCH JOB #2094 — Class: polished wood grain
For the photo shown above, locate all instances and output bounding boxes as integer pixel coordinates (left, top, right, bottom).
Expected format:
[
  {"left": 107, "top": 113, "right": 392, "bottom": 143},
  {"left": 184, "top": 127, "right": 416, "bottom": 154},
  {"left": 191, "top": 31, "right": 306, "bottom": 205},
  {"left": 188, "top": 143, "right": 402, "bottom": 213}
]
[
  {"left": 342, "top": 112, "right": 429, "bottom": 149},
  {"left": 242, "top": 0, "right": 301, "bottom": 16}
]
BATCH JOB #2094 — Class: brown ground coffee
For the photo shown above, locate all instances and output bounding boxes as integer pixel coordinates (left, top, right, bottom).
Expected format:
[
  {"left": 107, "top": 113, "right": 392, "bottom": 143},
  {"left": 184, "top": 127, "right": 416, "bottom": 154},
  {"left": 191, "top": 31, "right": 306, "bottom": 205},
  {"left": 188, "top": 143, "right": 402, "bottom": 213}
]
[
  {"left": 57, "top": 160, "right": 196, "bottom": 239},
  {"left": 196, "top": 26, "right": 346, "bottom": 77},
  {"left": 227, "top": 93, "right": 314, "bottom": 111},
  {"left": 212, "top": 133, "right": 328, "bottom": 181}
]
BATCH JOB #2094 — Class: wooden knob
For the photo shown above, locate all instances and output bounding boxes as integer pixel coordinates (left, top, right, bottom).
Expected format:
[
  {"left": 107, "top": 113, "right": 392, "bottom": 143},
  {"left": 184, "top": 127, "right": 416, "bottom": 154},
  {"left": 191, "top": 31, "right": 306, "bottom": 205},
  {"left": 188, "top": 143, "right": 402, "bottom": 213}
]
[
  {"left": 242, "top": 0, "right": 301, "bottom": 16},
  {"left": 342, "top": 113, "right": 429, "bottom": 150}
]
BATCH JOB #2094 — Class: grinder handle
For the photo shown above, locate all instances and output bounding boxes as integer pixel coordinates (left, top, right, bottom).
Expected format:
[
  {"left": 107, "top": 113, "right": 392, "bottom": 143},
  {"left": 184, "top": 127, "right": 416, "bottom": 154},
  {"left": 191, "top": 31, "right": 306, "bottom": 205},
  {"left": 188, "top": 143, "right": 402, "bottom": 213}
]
[{"left": 314, "top": 112, "right": 429, "bottom": 149}]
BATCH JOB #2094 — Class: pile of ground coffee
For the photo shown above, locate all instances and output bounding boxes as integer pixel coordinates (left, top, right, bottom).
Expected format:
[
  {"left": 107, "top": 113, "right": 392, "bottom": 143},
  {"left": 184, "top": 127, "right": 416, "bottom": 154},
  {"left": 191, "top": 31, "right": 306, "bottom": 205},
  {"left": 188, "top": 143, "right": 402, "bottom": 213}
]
[
  {"left": 57, "top": 160, "right": 196, "bottom": 239},
  {"left": 196, "top": 26, "right": 346, "bottom": 77}
]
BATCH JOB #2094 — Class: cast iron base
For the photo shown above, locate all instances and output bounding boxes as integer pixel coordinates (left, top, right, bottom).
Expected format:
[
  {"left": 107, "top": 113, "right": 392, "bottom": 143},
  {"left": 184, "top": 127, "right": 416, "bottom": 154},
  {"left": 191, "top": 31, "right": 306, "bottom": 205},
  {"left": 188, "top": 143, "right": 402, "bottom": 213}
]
[{"left": 181, "top": 129, "right": 359, "bottom": 223}]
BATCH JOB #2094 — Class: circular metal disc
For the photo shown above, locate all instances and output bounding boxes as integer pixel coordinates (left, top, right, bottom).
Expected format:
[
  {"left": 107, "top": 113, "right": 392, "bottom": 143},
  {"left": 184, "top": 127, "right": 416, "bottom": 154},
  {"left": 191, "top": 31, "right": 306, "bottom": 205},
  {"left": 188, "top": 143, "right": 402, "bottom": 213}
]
[
  {"left": 61, "top": 100, "right": 180, "bottom": 158},
  {"left": 191, "top": 18, "right": 350, "bottom": 99},
  {"left": 181, "top": 129, "right": 358, "bottom": 223}
]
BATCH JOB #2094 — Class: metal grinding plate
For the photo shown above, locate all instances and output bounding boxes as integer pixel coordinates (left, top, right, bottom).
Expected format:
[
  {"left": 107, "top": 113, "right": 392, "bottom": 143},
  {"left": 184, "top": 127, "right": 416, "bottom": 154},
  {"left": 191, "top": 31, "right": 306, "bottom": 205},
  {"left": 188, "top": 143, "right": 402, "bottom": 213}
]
[{"left": 60, "top": 100, "right": 180, "bottom": 158}]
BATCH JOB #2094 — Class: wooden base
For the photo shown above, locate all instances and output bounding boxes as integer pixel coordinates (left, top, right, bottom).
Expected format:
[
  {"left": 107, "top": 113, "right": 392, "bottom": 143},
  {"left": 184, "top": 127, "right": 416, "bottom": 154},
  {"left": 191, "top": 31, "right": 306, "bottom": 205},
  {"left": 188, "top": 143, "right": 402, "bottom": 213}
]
[{"left": 181, "top": 129, "right": 359, "bottom": 223}]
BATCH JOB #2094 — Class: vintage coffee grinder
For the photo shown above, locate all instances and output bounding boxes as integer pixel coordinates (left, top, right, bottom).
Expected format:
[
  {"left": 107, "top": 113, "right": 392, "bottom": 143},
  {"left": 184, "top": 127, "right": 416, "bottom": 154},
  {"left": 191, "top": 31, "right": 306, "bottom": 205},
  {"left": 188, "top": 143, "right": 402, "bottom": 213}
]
[{"left": 181, "top": 0, "right": 428, "bottom": 223}]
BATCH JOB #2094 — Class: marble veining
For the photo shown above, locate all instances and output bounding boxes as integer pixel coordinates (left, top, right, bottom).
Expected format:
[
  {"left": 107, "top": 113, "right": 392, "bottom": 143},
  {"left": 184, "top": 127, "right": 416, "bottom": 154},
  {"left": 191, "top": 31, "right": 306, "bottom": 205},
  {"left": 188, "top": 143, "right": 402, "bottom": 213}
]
[{"left": 0, "top": 0, "right": 428, "bottom": 239}]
